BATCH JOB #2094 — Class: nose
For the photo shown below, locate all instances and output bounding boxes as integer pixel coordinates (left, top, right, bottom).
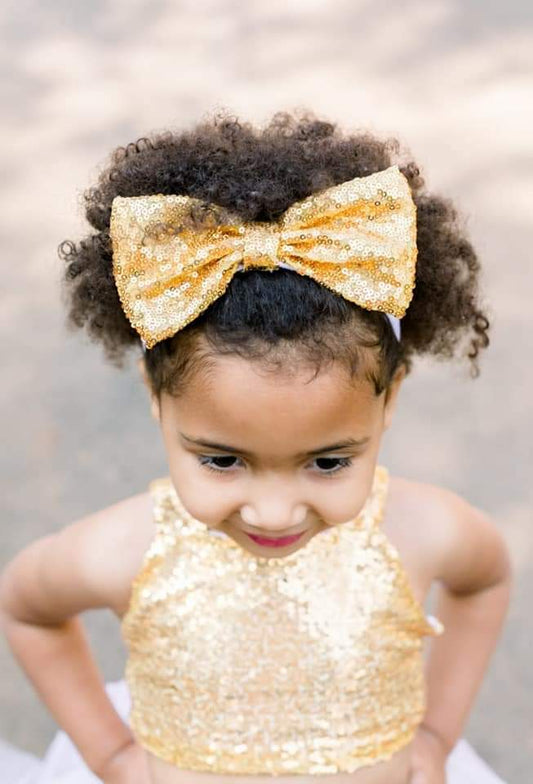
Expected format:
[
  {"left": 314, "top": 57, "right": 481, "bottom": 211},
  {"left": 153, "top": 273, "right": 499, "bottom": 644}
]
[{"left": 240, "top": 484, "right": 308, "bottom": 533}]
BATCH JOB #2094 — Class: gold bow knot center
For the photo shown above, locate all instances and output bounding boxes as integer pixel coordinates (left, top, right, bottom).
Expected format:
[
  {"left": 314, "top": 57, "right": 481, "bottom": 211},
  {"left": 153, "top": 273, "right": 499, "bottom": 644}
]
[{"left": 241, "top": 222, "right": 281, "bottom": 269}]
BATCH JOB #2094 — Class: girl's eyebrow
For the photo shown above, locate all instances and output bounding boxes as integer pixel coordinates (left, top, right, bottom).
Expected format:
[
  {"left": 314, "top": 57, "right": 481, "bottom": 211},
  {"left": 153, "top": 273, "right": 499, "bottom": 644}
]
[{"left": 178, "top": 432, "right": 370, "bottom": 458}]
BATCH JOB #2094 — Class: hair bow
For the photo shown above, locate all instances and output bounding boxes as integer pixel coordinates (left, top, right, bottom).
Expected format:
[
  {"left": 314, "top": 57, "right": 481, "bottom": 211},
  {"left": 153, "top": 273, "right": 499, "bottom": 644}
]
[{"left": 110, "top": 164, "right": 417, "bottom": 349}]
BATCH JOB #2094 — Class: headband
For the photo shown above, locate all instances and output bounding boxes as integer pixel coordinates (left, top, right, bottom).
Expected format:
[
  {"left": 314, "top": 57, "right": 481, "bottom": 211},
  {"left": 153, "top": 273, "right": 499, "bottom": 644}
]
[{"left": 110, "top": 165, "right": 416, "bottom": 350}]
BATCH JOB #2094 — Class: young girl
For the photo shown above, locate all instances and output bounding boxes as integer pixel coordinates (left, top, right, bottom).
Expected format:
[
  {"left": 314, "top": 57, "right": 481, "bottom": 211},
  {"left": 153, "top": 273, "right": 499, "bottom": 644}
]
[{"left": 0, "top": 111, "right": 512, "bottom": 784}]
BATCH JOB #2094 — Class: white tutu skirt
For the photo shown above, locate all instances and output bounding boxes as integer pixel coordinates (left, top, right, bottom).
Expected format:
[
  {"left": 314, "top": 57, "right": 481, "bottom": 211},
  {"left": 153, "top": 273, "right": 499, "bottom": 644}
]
[{"left": 4, "top": 680, "right": 507, "bottom": 784}]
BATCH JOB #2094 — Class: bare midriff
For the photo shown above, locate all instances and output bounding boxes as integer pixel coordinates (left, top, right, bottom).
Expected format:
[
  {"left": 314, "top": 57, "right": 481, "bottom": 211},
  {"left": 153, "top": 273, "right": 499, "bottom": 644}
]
[{"left": 146, "top": 742, "right": 414, "bottom": 784}]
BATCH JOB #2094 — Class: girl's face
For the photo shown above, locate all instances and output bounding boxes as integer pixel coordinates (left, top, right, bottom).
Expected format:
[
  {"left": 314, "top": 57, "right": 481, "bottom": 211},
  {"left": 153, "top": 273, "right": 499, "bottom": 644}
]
[{"left": 147, "top": 352, "right": 404, "bottom": 558}]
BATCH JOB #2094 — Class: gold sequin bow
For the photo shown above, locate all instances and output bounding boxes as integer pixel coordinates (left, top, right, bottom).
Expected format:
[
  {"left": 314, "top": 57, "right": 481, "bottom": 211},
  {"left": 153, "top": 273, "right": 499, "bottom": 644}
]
[{"left": 110, "top": 164, "right": 417, "bottom": 349}]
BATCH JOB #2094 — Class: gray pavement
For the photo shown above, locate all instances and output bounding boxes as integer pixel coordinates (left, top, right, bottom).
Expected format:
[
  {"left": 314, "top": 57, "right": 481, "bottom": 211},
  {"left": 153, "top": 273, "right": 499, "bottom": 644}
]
[{"left": 0, "top": 1, "right": 532, "bottom": 781}]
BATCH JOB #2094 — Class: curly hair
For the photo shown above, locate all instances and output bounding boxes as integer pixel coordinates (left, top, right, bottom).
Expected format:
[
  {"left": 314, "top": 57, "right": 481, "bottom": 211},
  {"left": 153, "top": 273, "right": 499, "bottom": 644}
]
[{"left": 59, "top": 109, "right": 490, "bottom": 400}]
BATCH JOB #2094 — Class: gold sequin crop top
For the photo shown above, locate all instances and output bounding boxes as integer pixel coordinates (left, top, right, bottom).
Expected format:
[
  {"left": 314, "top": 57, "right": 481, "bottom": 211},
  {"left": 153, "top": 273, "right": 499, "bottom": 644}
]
[{"left": 120, "top": 465, "right": 445, "bottom": 776}]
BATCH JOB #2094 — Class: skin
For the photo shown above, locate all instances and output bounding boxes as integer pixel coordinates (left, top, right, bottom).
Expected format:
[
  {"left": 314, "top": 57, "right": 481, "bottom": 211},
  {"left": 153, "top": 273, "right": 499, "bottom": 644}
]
[
  {"left": 0, "top": 344, "right": 512, "bottom": 784},
  {"left": 141, "top": 347, "right": 406, "bottom": 557}
]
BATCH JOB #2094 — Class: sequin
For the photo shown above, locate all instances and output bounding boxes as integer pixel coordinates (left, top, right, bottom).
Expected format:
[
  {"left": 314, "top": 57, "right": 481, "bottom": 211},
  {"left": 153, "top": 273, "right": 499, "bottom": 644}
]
[
  {"left": 110, "top": 166, "right": 417, "bottom": 349},
  {"left": 120, "top": 465, "right": 444, "bottom": 775}
]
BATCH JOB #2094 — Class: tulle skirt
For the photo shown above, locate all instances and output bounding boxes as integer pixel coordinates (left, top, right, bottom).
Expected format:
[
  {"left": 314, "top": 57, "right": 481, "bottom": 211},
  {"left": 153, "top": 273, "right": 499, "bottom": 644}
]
[{"left": 3, "top": 680, "right": 507, "bottom": 784}]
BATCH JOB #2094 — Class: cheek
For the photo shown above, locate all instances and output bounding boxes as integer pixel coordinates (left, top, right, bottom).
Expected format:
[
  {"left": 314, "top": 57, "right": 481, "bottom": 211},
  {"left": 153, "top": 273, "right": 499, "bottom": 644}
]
[
  {"left": 181, "top": 494, "right": 223, "bottom": 526},
  {"left": 318, "top": 460, "right": 378, "bottom": 525},
  {"left": 320, "top": 484, "right": 370, "bottom": 526},
  {"left": 167, "top": 456, "right": 233, "bottom": 526}
]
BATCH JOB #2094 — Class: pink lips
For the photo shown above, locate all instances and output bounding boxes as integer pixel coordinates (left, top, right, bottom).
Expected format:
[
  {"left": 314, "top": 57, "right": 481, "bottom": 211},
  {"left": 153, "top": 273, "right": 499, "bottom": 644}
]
[{"left": 246, "top": 532, "right": 305, "bottom": 548}]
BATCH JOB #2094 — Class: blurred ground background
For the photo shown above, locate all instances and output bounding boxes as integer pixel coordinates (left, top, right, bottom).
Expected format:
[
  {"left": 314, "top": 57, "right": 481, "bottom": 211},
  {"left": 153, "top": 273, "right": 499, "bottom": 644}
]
[{"left": 0, "top": 0, "right": 531, "bottom": 781}]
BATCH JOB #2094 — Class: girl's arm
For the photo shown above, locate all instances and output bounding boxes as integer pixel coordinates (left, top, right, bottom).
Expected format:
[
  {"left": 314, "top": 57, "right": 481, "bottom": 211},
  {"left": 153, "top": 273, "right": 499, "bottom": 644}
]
[
  {"left": 416, "top": 486, "right": 513, "bottom": 755},
  {"left": 0, "top": 491, "right": 153, "bottom": 779}
]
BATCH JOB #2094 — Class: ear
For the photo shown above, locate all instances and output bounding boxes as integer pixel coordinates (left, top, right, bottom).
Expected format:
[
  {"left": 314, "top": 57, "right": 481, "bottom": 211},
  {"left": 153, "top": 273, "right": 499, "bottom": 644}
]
[
  {"left": 382, "top": 364, "right": 406, "bottom": 431},
  {"left": 136, "top": 357, "right": 161, "bottom": 423}
]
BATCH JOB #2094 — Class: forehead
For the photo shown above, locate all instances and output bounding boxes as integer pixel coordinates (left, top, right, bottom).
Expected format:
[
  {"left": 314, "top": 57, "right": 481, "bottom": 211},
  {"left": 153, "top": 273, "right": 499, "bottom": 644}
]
[{"left": 162, "top": 354, "right": 383, "bottom": 443}]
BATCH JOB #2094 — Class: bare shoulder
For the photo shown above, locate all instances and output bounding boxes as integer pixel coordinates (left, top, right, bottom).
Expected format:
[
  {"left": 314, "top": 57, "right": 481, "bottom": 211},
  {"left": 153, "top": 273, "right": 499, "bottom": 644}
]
[
  {"left": 387, "top": 472, "right": 512, "bottom": 594},
  {"left": 67, "top": 489, "right": 157, "bottom": 617},
  {"left": 0, "top": 488, "right": 156, "bottom": 624}
]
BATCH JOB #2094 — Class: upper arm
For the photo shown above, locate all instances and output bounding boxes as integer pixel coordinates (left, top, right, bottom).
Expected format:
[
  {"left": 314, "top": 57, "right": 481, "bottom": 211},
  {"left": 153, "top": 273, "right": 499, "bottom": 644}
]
[
  {"left": 421, "top": 484, "right": 513, "bottom": 595},
  {"left": 0, "top": 490, "right": 155, "bottom": 625}
]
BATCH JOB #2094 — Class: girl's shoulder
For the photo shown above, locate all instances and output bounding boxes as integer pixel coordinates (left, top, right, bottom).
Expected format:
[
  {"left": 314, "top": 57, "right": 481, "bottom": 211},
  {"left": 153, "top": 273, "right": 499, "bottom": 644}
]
[
  {"left": 386, "top": 471, "right": 512, "bottom": 595},
  {"left": 79, "top": 488, "right": 156, "bottom": 618},
  {"left": 0, "top": 489, "right": 155, "bottom": 626}
]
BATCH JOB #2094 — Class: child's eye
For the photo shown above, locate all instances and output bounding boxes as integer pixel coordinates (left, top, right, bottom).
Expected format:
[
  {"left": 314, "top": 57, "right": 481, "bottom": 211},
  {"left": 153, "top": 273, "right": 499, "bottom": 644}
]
[
  {"left": 198, "top": 455, "right": 240, "bottom": 473},
  {"left": 313, "top": 456, "right": 353, "bottom": 475},
  {"left": 197, "top": 455, "right": 353, "bottom": 476}
]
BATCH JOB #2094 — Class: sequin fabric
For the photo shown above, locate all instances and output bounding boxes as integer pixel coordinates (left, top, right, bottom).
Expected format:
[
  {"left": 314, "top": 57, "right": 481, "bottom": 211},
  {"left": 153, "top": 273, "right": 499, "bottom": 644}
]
[
  {"left": 120, "top": 465, "right": 444, "bottom": 775},
  {"left": 110, "top": 165, "right": 418, "bottom": 349}
]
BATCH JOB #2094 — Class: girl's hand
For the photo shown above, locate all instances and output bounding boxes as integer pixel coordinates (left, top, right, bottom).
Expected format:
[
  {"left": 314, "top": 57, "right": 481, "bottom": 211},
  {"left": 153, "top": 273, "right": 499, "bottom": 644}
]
[
  {"left": 97, "top": 740, "right": 152, "bottom": 784},
  {"left": 407, "top": 724, "right": 450, "bottom": 784}
]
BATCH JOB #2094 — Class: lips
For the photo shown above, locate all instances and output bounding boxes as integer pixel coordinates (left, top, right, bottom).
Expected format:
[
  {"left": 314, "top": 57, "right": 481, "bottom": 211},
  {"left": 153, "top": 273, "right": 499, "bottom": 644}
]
[{"left": 246, "top": 532, "right": 305, "bottom": 548}]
